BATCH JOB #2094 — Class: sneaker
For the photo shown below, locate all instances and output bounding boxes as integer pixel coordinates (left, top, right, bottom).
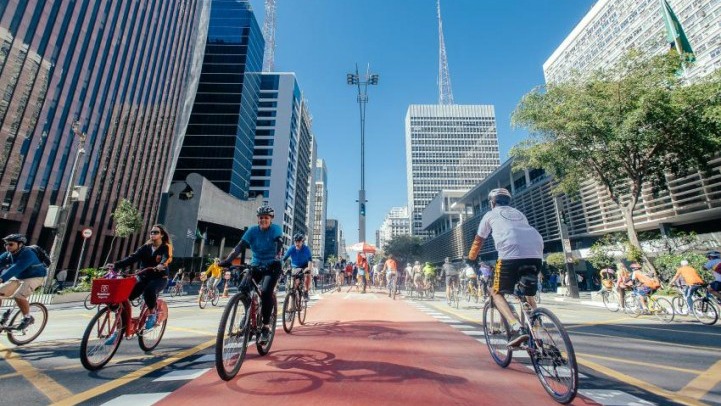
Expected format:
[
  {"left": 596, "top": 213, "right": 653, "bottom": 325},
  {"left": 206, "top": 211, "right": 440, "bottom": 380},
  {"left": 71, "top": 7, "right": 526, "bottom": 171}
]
[
  {"left": 16, "top": 315, "right": 34, "bottom": 330},
  {"left": 259, "top": 326, "right": 270, "bottom": 343},
  {"left": 104, "top": 332, "right": 119, "bottom": 345},
  {"left": 144, "top": 313, "right": 157, "bottom": 330},
  {"left": 507, "top": 328, "right": 529, "bottom": 349}
]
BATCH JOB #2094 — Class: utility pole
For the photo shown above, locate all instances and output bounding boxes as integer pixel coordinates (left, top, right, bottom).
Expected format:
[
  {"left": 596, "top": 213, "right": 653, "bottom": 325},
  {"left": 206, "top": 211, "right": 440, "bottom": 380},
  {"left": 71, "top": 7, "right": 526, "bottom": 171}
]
[
  {"left": 45, "top": 121, "right": 86, "bottom": 291},
  {"left": 554, "top": 196, "right": 579, "bottom": 298},
  {"left": 346, "top": 64, "right": 379, "bottom": 243}
]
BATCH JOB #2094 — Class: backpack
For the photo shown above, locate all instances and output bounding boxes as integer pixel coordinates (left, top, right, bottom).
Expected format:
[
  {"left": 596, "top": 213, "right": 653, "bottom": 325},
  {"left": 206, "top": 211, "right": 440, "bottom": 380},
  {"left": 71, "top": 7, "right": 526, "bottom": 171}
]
[{"left": 28, "top": 245, "right": 51, "bottom": 267}]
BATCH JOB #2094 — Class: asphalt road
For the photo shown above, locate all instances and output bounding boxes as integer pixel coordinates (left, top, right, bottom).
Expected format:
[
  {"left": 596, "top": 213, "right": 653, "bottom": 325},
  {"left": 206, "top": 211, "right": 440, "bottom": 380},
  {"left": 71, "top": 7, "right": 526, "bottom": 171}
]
[{"left": 0, "top": 283, "right": 718, "bottom": 405}]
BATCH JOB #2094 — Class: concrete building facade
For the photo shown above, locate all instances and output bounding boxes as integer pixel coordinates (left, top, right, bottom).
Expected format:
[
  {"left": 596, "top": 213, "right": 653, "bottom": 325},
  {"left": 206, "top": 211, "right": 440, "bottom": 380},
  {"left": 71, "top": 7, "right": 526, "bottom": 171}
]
[
  {"left": 377, "top": 206, "right": 411, "bottom": 250},
  {"left": 311, "top": 159, "right": 328, "bottom": 262}
]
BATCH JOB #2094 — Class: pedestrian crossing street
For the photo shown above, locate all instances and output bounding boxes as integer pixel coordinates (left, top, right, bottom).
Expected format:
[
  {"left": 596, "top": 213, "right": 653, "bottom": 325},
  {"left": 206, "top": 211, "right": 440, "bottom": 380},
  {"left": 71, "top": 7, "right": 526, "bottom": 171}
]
[
  {"left": 404, "top": 300, "right": 656, "bottom": 406},
  {"left": 97, "top": 294, "right": 656, "bottom": 406}
]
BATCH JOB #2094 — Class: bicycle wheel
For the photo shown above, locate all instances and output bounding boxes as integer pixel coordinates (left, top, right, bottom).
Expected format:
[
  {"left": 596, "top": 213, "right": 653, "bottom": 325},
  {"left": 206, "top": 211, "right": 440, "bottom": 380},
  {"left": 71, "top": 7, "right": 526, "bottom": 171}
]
[
  {"left": 625, "top": 295, "right": 642, "bottom": 317},
  {"left": 80, "top": 306, "right": 124, "bottom": 371},
  {"left": 528, "top": 308, "right": 578, "bottom": 404},
  {"left": 139, "top": 302, "right": 168, "bottom": 352},
  {"left": 672, "top": 296, "right": 686, "bottom": 315},
  {"left": 198, "top": 289, "right": 209, "bottom": 309},
  {"left": 429, "top": 283, "right": 435, "bottom": 299},
  {"left": 257, "top": 301, "right": 277, "bottom": 355},
  {"left": 692, "top": 298, "right": 719, "bottom": 325},
  {"left": 7, "top": 303, "right": 49, "bottom": 345},
  {"left": 211, "top": 289, "right": 220, "bottom": 306},
  {"left": 215, "top": 293, "right": 250, "bottom": 381},
  {"left": 282, "top": 292, "right": 295, "bottom": 333},
  {"left": 84, "top": 293, "right": 94, "bottom": 310},
  {"left": 651, "top": 297, "right": 674, "bottom": 323},
  {"left": 298, "top": 294, "right": 308, "bottom": 325},
  {"left": 482, "top": 299, "right": 512, "bottom": 368},
  {"left": 601, "top": 291, "right": 619, "bottom": 312}
]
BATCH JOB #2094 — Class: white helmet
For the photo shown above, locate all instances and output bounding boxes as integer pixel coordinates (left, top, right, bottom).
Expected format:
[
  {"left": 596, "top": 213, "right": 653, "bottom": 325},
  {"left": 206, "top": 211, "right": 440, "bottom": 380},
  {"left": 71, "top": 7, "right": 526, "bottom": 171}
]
[
  {"left": 488, "top": 188, "right": 512, "bottom": 206},
  {"left": 680, "top": 260, "right": 689, "bottom": 266}
]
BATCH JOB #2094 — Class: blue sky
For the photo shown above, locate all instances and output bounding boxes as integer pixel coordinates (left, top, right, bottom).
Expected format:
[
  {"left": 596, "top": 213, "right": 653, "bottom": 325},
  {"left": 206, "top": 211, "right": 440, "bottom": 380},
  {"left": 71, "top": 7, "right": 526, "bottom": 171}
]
[{"left": 247, "top": 0, "right": 595, "bottom": 244}]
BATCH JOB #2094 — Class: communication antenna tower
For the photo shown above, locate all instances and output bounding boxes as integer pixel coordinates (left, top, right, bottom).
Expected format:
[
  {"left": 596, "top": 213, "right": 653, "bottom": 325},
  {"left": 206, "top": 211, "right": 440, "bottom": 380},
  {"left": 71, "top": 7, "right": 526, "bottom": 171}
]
[
  {"left": 262, "top": 0, "right": 276, "bottom": 72},
  {"left": 437, "top": 0, "right": 454, "bottom": 105}
]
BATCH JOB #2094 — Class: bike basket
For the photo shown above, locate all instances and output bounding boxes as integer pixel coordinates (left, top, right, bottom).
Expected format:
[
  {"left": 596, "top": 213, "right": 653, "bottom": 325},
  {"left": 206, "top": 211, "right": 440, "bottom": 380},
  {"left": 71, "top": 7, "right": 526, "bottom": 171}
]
[{"left": 90, "top": 278, "right": 136, "bottom": 305}]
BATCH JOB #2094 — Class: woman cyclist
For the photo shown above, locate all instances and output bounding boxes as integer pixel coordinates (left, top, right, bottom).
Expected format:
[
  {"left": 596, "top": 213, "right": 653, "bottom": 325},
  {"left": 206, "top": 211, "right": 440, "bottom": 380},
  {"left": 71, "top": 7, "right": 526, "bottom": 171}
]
[
  {"left": 219, "top": 206, "right": 283, "bottom": 344},
  {"left": 107, "top": 224, "right": 173, "bottom": 330}
]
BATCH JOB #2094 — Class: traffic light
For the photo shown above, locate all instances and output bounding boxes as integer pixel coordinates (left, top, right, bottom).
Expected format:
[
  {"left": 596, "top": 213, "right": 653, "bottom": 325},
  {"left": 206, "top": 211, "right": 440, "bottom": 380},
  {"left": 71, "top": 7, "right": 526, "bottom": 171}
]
[{"left": 360, "top": 203, "right": 366, "bottom": 216}]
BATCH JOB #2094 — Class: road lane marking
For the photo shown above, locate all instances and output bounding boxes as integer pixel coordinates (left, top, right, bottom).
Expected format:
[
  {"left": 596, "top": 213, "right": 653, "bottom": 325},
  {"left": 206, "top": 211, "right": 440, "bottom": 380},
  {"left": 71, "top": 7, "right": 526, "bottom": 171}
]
[
  {"left": 570, "top": 330, "right": 718, "bottom": 353},
  {"left": 166, "top": 326, "right": 216, "bottom": 337},
  {"left": 52, "top": 339, "right": 215, "bottom": 406},
  {"left": 153, "top": 368, "right": 210, "bottom": 382},
  {"left": 576, "top": 352, "right": 704, "bottom": 375},
  {"left": 603, "top": 323, "right": 721, "bottom": 337},
  {"left": 678, "top": 359, "right": 721, "bottom": 400},
  {"left": 564, "top": 317, "right": 636, "bottom": 329},
  {"left": 0, "top": 342, "right": 73, "bottom": 403},
  {"left": 576, "top": 356, "right": 706, "bottom": 406}
]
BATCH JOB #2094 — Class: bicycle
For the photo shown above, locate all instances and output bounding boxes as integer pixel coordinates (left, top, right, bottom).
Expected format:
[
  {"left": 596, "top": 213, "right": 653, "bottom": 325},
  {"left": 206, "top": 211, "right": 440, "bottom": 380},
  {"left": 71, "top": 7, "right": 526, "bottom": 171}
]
[
  {"left": 198, "top": 276, "right": 220, "bottom": 309},
  {"left": 168, "top": 279, "right": 185, "bottom": 297},
  {"left": 483, "top": 273, "right": 578, "bottom": 404},
  {"left": 215, "top": 265, "right": 278, "bottom": 381},
  {"left": 690, "top": 289, "right": 719, "bottom": 325},
  {"left": 0, "top": 287, "right": 48, "bottom": 345},
  {"left": 600, "top": 288, "right": 622, "bottom": 312},
  {"left": 447, "top": 276, "right": 460, "bottom": 308},
  {"left": 283, "top": 269, "right": 308, "bottom": 333},
  {"left": 420, "top": 276, "right": 435, "bottom": 299},
  {"left": 625, "top": 289, "right": 674, "bottom": 323},
  {"left": 80, "top": 268, "right": 169, "bottom": 370},
  {"left": 387, "top": 273, "right": 398, "bottom": 300}
]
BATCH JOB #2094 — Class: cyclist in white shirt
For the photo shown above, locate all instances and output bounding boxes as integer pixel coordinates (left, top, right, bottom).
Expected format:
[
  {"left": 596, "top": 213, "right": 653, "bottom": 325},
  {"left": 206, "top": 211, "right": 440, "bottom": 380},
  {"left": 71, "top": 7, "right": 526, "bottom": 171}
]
[{"left": 467, "top": 188, "right": 544, "bottom": 349}]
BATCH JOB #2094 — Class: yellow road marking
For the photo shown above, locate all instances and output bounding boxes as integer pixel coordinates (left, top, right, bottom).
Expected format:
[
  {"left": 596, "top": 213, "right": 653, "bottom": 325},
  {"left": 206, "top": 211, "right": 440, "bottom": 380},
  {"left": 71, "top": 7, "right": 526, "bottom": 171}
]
[
  {"left": 52, "top": 339, "right": 215, "bottom": 406},
  {"left": 570, "top": 330, "right": 718, "bottom": 353},
  {"left": 605, "top": 323, "right": 721, "bottom": 337},
  {"left": 564, "top": 316, "right": 636, "bottom": 329},
  {"left": 0, "top": 343, "right": 73, "bottom": 403},
  {"left": 678, "top": 359, "right": 721, "bottom": 400},
  {"left": 577, "top": 356, "right": 707, "bottom": 406},
  {"left": 576, "top": 352, "right": 703, "bottom": 375},
  {"left": 167, "top": 325, "right": 216, "bottom": 337}
]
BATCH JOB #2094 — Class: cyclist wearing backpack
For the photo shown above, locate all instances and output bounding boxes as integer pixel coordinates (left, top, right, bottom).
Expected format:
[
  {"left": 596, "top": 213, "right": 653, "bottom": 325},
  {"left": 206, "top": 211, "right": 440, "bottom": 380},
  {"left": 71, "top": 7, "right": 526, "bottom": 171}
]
[
  {"left": 631, "top": 263, "right": 661, "bottom": 313},
  {"left": 0, "top": 234, "right": 48, "bottom": 329}
]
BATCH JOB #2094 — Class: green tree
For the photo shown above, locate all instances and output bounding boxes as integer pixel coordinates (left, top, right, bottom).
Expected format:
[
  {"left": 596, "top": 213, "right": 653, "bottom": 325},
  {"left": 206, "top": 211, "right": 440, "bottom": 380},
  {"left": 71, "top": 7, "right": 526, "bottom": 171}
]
[
  {"left": 511, "top": 50, "right": 721, "bottom": 259},
  {"left": 326, "top": 254, "right": 337, "bottom": 268},
  {"left": 383, "top": 235, "right": 423, "bottom": 266},
  {"left": 653, "top": 252, "right": 709, "bottom": 282},
  {"left": 104, "top": 198, "right": 143, "bottom": 264},
  {"left": 545, "top": 252, "right": 567, "bottom": 272}
]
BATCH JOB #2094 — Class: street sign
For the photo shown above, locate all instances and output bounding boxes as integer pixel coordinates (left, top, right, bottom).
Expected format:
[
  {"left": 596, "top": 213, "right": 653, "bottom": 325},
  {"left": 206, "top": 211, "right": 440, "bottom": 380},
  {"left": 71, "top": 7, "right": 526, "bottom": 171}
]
[{"left": 82, "top": 228, "right": 93, "bottom": 239}]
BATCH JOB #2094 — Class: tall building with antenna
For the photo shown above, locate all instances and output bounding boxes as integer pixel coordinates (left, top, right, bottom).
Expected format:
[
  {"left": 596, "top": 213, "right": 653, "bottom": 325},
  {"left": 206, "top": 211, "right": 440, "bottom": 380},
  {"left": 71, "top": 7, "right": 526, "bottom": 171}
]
[{"left": 404, "top": 0, "right": 500, "bottom": 238}]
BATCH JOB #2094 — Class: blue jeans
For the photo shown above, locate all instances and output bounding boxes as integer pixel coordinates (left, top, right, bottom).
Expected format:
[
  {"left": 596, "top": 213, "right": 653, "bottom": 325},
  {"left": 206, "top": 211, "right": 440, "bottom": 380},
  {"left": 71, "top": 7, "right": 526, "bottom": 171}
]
[{"left": 685, "top": 284, "right": 701, "bottom": 310}]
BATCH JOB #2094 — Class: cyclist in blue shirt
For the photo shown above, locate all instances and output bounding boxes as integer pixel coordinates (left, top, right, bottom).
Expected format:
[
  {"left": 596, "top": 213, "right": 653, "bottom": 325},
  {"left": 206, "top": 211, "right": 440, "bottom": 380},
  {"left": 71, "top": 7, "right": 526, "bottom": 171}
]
[
  {"left": 0, "top": 234, "right": 48, "bottom": 330},
  {"left": 219, "top": 206, "right": 284, "bottom": 343},
  {"left": 282, "top": 233, "right": 313, "bottom": 300}
]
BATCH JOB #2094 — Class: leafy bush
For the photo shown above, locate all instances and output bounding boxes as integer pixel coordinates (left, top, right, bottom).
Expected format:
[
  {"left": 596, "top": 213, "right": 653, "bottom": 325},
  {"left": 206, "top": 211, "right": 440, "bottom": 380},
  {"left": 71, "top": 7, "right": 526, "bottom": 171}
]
[{"left": 652, "top": 252, "right": 710, "bottom": 282}]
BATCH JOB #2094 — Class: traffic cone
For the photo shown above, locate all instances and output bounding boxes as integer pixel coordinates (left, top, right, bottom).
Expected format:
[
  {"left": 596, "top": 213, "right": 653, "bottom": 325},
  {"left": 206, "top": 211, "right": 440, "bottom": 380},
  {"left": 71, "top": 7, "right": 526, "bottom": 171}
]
[{"left": 222, "top": 281, "right": 229, "bottom": 298}]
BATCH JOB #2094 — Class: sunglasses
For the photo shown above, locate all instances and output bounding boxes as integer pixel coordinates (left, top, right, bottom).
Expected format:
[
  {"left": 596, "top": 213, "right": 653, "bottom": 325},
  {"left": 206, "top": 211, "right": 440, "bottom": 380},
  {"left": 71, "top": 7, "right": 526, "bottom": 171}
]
[
  {"left": 3, "top": 242, "right": 16, "bottom": 246},
  {"left": 150, "top": 230, "right": 161, "bottom": 235}
]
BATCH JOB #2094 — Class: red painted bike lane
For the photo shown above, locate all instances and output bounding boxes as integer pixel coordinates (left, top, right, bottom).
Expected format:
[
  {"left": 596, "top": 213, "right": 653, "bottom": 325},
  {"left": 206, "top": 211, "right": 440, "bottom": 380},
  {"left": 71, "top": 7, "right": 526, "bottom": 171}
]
[{"left": 158, "top": 291, "right": 595, "bottom": 405}]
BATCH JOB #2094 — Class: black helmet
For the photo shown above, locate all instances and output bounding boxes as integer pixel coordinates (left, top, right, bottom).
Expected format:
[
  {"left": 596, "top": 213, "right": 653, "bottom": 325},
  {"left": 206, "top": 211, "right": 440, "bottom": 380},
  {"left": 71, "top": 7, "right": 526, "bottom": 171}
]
[
  {"left": 256, "top": 205, "right": 274, "bottom": 217},
  {"left": 3, "top": 234, "right": 27, "bottom": 244},
  {"left": 706, "top": 250, "right": 721, "bottom": 259},
  {"left": 488, "top": 188, "right": 512, "bottom": 206},
  {"left": 293, "top": 233, "right": 305, "bottom": 242}
]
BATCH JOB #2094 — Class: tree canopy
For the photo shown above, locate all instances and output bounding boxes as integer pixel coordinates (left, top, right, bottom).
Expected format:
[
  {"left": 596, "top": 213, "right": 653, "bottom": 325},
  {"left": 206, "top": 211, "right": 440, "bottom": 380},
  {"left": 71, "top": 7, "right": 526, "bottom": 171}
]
[
  {"left": 511, "top": 51, "right": 721, "bottom": 252},
  {"left": 111, "top": 198, "right": 143, "bottom": 238},
  {"left": 382, "top": 235, "right": 423, "bottom": 266}
]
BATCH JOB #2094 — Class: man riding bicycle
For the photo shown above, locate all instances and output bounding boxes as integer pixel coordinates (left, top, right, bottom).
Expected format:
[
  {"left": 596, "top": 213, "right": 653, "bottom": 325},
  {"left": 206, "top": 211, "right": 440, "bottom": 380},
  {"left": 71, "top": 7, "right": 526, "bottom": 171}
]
[
  {"left": 670, "top": 259, "right": 704, "bottom": 313},
  {"left": 467, "top": 188, "right": 544, "bottom": 348},
  {"left": 422, "top": 262, "right": 436, "bottom": 290},
  {"left": 441, "top": 257, "right": 459, "bottom": 305},
  {"left": 0, "top": 234, "right": 48, "bottom": 330},
  {"left": 282, "top": 233, "right": 313, "bottom": 300},
  {"left": 219, "top": 205, "right": 284, "bottom": 344},
  {"left": 383, "top": 255, "right": 398, "bottom": 297}
]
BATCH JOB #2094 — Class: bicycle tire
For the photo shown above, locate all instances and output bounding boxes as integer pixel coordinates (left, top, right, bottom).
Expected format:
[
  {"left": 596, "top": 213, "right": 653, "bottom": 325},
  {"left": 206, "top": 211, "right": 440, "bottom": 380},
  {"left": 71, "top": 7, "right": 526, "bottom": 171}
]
[
  {"left": 84, "top": 293, "right": 94, "bottom": 310},
  {"left": 625, "top": 295, "right": 642, "bottom": 317},
  {"left": 528, "top": 307, "right": 578, "bottom": 404},
  {"left": 256, "top": 300, "right": 277, "bottom": 355},
  {"left": 215, "top": 293, "right": 250, "bottom": 381},
  {"left": 651, "top": 297, "right": 674, "bottom": 323},
  {"left": 692, "top": 298, "right": 719, "bottom": 325},
  {"left": 7, "top": 303, "right": 49, "bottom": 346},
  {"left": 602, "top": 291, "right": 620, "bottom": 312},
  {"left": 282, "top": 292, "right": 295, "bottom": 333},
  {"left": 211, "top": 289, "right": 220, "bottom": 306},
  {"left": 138, "top": 301, "right": 168, "bottom": 351},
  {"left": 482, "top": 300, "right": 512, "bottom": 368},
  {"left": 671, "top": 296, "right": 686, "bottom": 315},
  {"left": 80, "top": 306, "right": 123, "bottom": 371},
  {"left": 429, "top": 283, "right": 435, "bottom": 299},
  {"left": 198, "top": 289, "right": 208, "bottom": 309},
  {"left": 298, "top": 294, "right": 308, "bottom": 325}
]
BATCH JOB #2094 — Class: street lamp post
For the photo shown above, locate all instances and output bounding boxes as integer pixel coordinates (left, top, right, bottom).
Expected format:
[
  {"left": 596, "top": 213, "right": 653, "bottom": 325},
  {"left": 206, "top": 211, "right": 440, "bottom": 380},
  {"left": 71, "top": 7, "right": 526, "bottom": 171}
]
[
  {"left": 45, "top": 121, "right": 87, "bottom": 291},
  {"left": 347, "top": 64, "right": 379, "bottom": 243}
]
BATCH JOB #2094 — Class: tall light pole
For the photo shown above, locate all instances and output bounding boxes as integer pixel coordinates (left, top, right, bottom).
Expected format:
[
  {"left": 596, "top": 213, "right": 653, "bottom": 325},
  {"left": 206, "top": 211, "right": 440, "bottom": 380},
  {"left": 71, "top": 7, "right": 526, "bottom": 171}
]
[
  {"left": 347, "top": 64, "right": 379, "bottom": 243},
  {"left": 45, "top": 121, "right": 87, "bottom": 291}
]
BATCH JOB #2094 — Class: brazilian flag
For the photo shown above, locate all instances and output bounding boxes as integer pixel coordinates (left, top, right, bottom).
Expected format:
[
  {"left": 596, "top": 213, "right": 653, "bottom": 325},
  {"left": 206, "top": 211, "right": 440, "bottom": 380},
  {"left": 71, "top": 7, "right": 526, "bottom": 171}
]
[{"left": 660, "top": 0, "right": 695, "bottom": 62}]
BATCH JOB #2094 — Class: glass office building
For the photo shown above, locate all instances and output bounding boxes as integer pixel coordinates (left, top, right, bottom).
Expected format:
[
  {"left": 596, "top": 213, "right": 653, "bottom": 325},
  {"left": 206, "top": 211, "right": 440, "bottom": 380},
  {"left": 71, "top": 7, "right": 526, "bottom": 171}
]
[
  {"left": 173, "top": 0, "right": 264, "bottom": 199},
  {"left": 0, "top": 1, "right": 207, "bottom": 270}
]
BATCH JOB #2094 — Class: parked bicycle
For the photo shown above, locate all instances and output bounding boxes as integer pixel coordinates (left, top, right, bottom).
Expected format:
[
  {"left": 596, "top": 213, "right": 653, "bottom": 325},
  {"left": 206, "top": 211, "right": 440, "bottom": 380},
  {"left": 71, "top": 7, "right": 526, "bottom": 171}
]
[
  {"left": 198, "top": 275, "right": 220, "bottom": 309},
  {"left": 282, "top": 269, "right": 308, "bottom": 333},
  {"left": 80, "top": 268, "right": 168, "bottom": 370},
  {"left": 215, "top": 265, "right": 277, "bottom": 381},
  {"left": 483, "top": 275, "right": 578, "bottom": 404},
  {"left": 0, "top": 292, "right": 48, "bottom": 345}
]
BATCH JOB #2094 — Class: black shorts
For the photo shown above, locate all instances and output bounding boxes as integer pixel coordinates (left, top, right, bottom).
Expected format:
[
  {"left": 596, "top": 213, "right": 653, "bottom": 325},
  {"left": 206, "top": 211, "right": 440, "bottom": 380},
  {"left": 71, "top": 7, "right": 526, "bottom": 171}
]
[
  {"left": 493, "top": 258, "right": 543, "bottom": 295},
  {"left": 445, "top": 274, "right": 459, "bottom": 286}
]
